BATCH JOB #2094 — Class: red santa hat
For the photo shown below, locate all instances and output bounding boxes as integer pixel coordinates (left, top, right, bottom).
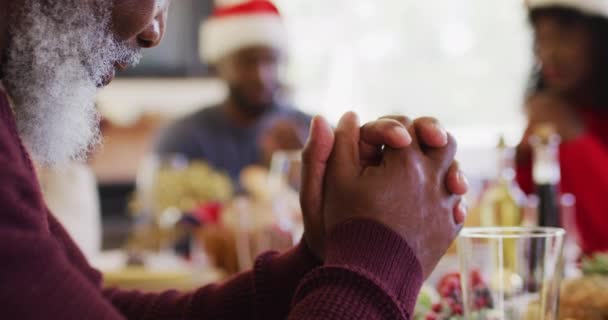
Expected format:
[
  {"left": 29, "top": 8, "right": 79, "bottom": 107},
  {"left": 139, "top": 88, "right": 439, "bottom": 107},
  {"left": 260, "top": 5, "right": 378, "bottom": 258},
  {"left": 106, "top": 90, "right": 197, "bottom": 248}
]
[
  {"left": 200, "top": 0, "right": 287, "bottom": 64},
  {"left": 526, "top": 0, "right": 608, "bottom": 18}
]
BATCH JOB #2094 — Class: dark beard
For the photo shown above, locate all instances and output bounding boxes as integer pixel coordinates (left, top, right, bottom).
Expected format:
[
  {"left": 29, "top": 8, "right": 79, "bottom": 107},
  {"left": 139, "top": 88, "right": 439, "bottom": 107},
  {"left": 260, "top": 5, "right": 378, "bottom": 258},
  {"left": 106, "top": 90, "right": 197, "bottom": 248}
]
[{"left": 229, "top": 86, "right": 275, "bottom": 118}]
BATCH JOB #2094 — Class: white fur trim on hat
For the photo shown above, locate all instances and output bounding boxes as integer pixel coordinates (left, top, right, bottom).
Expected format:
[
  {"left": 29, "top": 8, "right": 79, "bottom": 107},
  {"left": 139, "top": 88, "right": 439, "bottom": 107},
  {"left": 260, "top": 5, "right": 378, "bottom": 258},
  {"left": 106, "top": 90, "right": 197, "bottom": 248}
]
[
  {"left": 200, "top": 14, "right": 287, "bottom": 64},
  {"left": 526, "top": 0, "right": 608, "bottom": 18}
]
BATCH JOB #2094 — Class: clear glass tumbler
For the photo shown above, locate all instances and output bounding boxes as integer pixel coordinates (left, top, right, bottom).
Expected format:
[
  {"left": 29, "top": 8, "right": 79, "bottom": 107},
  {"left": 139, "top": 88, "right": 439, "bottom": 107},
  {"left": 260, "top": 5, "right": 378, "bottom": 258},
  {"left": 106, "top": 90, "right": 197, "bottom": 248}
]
[
  {"left": 268, "top": 150, "right": 304, "bottom": 243},
  {"left": 457, "top": 227, "right": 565, "bottom": 320}
]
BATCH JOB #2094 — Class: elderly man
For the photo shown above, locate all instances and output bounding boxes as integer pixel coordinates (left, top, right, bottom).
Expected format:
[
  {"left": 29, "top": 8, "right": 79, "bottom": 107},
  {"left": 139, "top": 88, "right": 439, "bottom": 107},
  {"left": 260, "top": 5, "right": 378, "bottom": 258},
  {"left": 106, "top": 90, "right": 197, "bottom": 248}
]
[{"left": 0, "top": 0, "right": 468, "bottom": 319}]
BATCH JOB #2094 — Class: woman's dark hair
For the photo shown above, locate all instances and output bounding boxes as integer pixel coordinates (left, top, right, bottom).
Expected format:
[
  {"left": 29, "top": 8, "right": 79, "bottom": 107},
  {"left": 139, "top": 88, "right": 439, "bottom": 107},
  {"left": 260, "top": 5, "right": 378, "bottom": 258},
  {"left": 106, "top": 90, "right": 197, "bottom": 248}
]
[{"left": 528, "top": 6, "right": 608, "bottom": 108}]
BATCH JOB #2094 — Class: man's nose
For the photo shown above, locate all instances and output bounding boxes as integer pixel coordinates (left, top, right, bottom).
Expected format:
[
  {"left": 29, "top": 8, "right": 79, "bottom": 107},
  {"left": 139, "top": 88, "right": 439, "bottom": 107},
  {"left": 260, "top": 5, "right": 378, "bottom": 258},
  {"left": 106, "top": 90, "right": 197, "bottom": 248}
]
[
  {"left": 137, "top": 21, "right": 161, "bottom": 48},
  {"left": 137, "top": 5, "right": 168, "bottom": 48},
  {"left": 253, "top": 64, "right": 276, "bottom": 87}
]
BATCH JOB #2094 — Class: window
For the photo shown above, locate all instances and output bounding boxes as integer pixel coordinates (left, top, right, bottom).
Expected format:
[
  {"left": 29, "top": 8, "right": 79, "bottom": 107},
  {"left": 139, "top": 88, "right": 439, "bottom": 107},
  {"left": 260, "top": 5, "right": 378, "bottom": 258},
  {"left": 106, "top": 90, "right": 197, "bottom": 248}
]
[{"left": 275, "top": 0, "right": 533, "bottom": 149}]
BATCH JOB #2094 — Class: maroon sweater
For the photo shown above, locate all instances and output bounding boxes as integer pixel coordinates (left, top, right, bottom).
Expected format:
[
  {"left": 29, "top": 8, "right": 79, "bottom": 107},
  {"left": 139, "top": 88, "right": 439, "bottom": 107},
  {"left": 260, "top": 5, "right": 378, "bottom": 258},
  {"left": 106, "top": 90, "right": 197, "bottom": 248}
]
[{"left": 0, "top": 88, "right": 422, "bottom": 319}]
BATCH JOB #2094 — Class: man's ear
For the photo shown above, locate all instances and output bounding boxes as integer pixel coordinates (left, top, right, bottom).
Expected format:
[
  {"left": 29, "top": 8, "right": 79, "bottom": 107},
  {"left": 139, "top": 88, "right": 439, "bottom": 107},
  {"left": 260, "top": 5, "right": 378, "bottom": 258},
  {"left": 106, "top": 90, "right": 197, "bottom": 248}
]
[
  {"left": 213, "top": 57, "right": 232, "bottom": 81},
  {"left": 206, "top": 63, "right": 219, "bottom": 77}
]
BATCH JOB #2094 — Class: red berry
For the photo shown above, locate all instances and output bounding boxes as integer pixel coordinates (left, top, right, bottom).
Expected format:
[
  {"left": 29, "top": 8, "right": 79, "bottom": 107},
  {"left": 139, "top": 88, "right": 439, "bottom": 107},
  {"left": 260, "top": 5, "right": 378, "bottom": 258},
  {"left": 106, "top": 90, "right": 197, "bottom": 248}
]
[
  {"left": 432, "top": 303, "right": 442, "bottom": 313},
  {"left": 448, "top": 278, "right": 460, "bottom": 289},
  {"left": 425, "top": 313, "right": 438, "bottom": 320},
  {"left": 439, "top": 286, "right": 452, "bottom": 297},
  {"left": 471, "top": 270, "right": 484, "bottom": 286},
  {"left": 438, "top": 273, "right": 460, "bottom": 291},
  {"left": 453, "top": 304, "right": 463, "bottom": 315},
  {"left": 439, "top": 277, "right": 462, "bottom": 299}
]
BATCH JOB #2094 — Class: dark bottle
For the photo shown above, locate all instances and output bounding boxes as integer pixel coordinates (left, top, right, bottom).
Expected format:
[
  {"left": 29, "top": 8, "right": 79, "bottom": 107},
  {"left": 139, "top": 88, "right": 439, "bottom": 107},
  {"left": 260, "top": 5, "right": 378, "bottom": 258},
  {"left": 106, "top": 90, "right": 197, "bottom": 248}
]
[
  {"left": 527, "top": 124, "right": 562, "bottom": 292},
  {"left": 530, "top": 124, "right": 561, "bottom": 228}
]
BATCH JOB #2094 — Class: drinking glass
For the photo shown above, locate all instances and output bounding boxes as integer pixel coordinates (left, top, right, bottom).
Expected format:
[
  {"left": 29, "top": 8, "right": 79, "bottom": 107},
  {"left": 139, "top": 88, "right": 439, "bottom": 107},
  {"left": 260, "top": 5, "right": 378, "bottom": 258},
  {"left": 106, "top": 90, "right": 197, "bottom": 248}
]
[
  {"left": 131, "top": 153, "right": 191, "bottom": 253},
  {"left": 268, "top": 150, "right": 304, "bottom": 244},
  {"left": 231, "top": 150, "right": 303, "bottom": 271},
  {"left": 457, "top": 227, "right": 565, "bottom": 320}
]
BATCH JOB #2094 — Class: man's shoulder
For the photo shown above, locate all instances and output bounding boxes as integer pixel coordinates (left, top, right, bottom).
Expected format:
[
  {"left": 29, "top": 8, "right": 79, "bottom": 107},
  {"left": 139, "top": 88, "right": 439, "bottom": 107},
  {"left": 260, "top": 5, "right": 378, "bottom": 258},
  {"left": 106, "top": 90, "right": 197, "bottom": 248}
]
[
  {"left": 163, "top": 105, "right": 223, "bottom": 135},
  {"left": 154, "top": 105, "right": 224, "bottom": 155},
  {"left": 0, "top": 90, "right": 30, "bottom": 165},
  {"left": 274, "top": 105, "right": 312, "bottom": 125},
  {"left": 0, "top": 127, "right": 27, "bottom": 166},
  {"left": 188, "top": 105, "right": 224, "bottom": 122}
]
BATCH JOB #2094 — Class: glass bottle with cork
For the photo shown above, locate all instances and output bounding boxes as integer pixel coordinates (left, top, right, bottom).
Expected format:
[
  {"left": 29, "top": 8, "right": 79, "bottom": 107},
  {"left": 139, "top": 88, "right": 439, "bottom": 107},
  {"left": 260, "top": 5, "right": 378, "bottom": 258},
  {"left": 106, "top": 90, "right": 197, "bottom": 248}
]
[
  {"left": 479, "top": 136, "right": 526, "bottom": 276},
  {"left": 480, "top": 136, "right": 526, "bottom": 228}
]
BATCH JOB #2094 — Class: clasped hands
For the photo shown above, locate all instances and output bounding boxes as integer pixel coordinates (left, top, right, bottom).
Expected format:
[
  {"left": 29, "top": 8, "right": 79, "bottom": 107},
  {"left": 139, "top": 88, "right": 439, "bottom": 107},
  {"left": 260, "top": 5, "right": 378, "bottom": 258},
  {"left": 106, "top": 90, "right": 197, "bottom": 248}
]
[{"left": 299, "top": 112, "right": 469, "bottom": 278}]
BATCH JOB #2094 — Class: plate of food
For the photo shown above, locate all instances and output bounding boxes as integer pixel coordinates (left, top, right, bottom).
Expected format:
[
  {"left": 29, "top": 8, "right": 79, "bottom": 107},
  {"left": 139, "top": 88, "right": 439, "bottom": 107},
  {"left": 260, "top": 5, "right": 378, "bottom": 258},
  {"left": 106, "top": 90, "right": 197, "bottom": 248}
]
[
  {"left": 520, "top": 253, "right": 608, "bottom": 320},
  {"left": 557, "top": 253, "right": 608, "bottom": 320}
]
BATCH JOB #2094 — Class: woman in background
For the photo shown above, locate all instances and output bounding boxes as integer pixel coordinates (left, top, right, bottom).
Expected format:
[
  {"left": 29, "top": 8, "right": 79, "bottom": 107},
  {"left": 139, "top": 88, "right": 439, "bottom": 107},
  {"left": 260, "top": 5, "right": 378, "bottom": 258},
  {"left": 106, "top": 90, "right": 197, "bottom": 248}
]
[{"left": 517, "top": 1, "right": 608, "bottom": 254}]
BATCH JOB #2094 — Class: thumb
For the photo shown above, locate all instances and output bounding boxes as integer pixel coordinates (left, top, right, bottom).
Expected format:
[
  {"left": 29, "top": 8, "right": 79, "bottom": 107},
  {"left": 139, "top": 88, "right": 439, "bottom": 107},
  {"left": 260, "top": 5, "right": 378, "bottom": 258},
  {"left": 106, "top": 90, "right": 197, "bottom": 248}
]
[{"left": 300, "top": 115, "right": 334, "bottom": 231}]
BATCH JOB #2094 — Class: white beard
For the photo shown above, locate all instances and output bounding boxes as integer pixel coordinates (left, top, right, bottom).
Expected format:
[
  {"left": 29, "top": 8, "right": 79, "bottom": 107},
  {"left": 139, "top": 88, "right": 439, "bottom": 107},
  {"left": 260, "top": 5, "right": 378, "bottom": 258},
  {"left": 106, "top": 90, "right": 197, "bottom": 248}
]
[{"left": 1, "top": 0, "right": 142, "bottom": 165}]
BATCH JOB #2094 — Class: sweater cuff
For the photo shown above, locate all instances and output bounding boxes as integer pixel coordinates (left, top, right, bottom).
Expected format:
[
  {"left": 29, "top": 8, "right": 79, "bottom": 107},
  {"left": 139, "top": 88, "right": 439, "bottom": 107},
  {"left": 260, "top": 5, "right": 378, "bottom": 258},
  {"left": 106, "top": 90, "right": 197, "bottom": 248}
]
[
  {"left": 253, "top": 241, "right": 322, "bottom": 318},
  {"left": 259, "top": 240, "right": 322, "bottom": 277},
  {"left": 325, "top": 219, "right": 424, "bottom": 313}
]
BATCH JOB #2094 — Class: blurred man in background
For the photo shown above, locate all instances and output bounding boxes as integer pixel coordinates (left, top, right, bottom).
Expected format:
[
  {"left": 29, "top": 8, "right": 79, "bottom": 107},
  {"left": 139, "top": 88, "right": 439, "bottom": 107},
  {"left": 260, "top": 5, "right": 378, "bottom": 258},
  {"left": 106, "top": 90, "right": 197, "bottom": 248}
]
[{"left": 155, "top": 0, "right": 310, "bottom": 183}]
